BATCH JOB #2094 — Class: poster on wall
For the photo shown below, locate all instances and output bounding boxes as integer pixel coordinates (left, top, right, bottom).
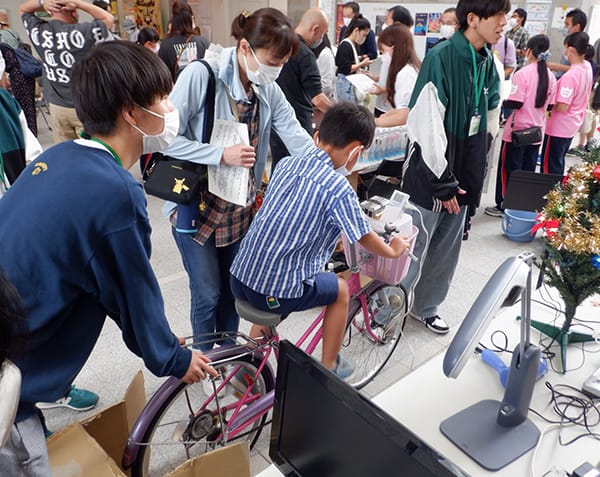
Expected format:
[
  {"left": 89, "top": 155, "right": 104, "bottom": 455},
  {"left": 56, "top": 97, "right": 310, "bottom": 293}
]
[
  {"left": 525, "top": 2, "right": 551, "bottom": 22},
  {"left": 551, "top": 6, "right": 568, "bottom": 29},
  {"left": 121, "top": 0, "right": 162, "bottom": 35},
  {"left": 427, "top": 13, "right": 441, "bottom": 34},
  {"left": 414, "top": 13, "right": 427, "bottom": 36},
  {"left": 526, "top": 21, "right": 547, "bottom": 36}
]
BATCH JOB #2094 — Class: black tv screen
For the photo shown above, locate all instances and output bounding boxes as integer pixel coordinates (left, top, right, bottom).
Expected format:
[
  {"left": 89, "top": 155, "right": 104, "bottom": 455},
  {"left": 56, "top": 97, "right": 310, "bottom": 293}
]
[{"left": 270, "top": 341, "right": 459, "bottom": 477}]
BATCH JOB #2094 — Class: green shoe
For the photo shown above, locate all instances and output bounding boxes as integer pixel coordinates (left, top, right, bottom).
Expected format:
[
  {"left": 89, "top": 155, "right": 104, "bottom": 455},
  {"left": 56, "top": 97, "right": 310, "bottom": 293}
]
[{"left": 36, "top": 385, "right": 99, "bottom": 412}]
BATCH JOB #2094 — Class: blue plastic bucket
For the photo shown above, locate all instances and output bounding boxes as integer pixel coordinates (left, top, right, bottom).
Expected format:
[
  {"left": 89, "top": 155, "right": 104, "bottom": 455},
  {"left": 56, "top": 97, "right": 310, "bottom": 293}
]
[{"left": 502, "top": 209, "right": 537, "bottom": 242}]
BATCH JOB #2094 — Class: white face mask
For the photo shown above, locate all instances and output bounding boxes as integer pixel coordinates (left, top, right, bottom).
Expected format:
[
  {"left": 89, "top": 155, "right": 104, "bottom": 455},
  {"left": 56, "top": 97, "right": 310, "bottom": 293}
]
[
  {"left": 381, "top": 51, "right": 392, "bottom": 63},
  {"left": 129, "top": 106, "right": 180, "bottom": 154},
  {"left": 561, "top": 26, "right": 569, "bottom": 37},
  {"left": 152, "top": 42, "right": 160, "bottom": 54},
  {"left": 381, "top": 23, "right": 388, "bottom": 32},
  {"left": 310, "top": 34, "right": 323, "bottom": 49},
  {"left": 439, "top": 24, "right": 455, "bottom": 39},
  {"left": 508, "top": 18, "right": 518, "bottom": 29},
  {"left": 243, "top": 47, "right": 283, "bottom": 85},
  {"left": 335, "top": 145, "right": 362, "bottom": 176},
  {"left": 343, "top": 17, "right": 351, "bottom": 27}
]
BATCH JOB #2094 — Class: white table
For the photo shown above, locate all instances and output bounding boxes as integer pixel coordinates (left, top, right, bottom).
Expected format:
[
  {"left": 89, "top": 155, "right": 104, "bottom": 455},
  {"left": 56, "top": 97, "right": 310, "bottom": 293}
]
[
  {"left": 373, "top": 295, "right": 600, "bottom": 476},
  {"left": 258, "top": 293, "right": 600, "bottom": 477}
]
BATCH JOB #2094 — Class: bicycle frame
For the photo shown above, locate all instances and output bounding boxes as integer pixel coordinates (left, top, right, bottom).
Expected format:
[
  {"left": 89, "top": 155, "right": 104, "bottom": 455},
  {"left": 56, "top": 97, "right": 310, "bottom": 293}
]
[{"left": 123, "top": 242, "right": 393, "bottom": 470}]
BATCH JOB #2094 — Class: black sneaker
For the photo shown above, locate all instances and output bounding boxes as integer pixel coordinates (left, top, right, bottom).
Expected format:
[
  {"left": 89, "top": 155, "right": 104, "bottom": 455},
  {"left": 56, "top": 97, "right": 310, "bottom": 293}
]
[
  {"left": 484, "top": 206, "right": 504, "bottom": 218},
  {"left": 425, "top": 315, "right": 450, "bottom": 334}
]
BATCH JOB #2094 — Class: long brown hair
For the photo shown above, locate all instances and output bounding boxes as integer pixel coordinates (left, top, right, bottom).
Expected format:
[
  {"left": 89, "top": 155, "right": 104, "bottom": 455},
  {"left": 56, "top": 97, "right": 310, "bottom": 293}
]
[{"left": 378, "top": 24, "right": 421, "bottom": 108}]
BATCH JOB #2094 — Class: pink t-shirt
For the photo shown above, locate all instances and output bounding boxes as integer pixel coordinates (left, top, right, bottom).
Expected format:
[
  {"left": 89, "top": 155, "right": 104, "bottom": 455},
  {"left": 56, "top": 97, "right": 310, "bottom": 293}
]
[
  {"left": 503, "top": 62, "right": 557, "bottom": 144},
  {"left": 545, "top": 62, "right": 593, "bottom": 138}
]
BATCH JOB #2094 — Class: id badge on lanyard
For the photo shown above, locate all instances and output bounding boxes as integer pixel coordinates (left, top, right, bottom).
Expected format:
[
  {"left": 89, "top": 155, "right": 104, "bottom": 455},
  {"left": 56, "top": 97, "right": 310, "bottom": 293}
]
[{"left": 468, "top": 44, "right": 486, "bottom": 137}]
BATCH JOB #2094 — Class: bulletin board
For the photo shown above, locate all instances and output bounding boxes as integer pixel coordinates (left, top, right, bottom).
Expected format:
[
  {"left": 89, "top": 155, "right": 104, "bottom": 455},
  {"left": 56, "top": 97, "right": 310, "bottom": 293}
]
[{"left": 322, "top": 2, "right": 455, "bottom": 59}]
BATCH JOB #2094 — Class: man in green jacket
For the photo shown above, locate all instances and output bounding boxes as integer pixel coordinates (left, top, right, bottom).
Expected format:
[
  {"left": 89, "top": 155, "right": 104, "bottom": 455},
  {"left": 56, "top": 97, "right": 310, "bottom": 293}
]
[{"left": 400, "top": 0, "right": 506, "bottom": 334}]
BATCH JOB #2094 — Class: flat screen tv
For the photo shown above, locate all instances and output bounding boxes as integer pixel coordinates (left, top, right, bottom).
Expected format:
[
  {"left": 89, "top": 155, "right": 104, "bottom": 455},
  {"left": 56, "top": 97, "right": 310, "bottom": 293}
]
[{"left": 270, "top": 340, "right": 460, "bottom": 477}]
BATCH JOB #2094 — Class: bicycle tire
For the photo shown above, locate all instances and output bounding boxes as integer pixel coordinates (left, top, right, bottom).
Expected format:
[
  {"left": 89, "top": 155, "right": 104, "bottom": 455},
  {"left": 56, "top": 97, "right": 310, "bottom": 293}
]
[
  {"left": 342, "top": 282, "right": 407, "bottom": 389},
  {"left": 130, "top": 353, "right": 275, "bottom": 477}
]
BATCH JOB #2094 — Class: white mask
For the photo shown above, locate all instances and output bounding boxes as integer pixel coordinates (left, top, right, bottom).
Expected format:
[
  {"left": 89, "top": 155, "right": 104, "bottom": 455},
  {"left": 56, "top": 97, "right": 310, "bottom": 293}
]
[
  {"left": 381, "top": 51, "right": 392, "bottom": 63},
  {"left": 343, "top": 17, "right": 351, "bottom": 27},
  {"left": 243, "top": 47, "right": 283, "bottom": 85},
  {"left": 381, "top": 23, "right": 388, "bottom": 32},
  {"left": 129, "top": 106, "right": 180, "bottom": 154},
  {"left": 561, "top": 26, "right": 569, "bottom": 37},
  {"left": 508, "top": 18, "right": 518, "bottom": 29},
  {"left": 335, "top": 145, "right": 361, "bottom": 176},
  {"left": 439, "top": 24, "right": 455, "bottom": 39}
]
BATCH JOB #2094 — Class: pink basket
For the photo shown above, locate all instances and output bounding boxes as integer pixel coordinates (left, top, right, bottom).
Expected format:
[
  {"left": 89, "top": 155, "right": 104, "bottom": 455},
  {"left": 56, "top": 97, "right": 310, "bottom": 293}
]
[{"left": 341, "top": 226, "right": 418, "bottom": 285}]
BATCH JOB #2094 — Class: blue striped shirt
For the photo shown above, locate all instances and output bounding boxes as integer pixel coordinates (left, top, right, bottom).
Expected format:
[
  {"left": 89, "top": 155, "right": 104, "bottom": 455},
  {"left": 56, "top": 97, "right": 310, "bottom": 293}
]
[{"left": 230, "top": 147, "right": 371, "bottom": 298}]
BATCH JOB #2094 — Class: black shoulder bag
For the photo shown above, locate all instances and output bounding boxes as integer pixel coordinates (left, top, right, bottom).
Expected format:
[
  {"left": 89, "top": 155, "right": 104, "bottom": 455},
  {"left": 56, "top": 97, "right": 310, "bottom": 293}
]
[
  {"left": 510, "top": 108, "right": 542, "bottom": 147},
  {"left": 142, "top": 59, "right": 216, "bottom": 204}
]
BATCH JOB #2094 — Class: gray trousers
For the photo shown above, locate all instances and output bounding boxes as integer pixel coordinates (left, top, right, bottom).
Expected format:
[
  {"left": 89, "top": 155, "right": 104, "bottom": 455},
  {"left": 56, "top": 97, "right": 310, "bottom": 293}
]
[
  {"left": 0, "top": 414, "right": 50, "bottom": 477},
  {"left": 400, "top": 203, "right": 467, "bottom": 319}
]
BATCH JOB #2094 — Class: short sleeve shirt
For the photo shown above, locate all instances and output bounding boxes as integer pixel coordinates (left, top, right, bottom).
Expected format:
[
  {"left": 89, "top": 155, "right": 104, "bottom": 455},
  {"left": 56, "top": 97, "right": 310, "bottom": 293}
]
[
  {"left": 230, "top": 147, "right": 371, "bottom": 298},
  {"left": 275, "top": 37, "right": 323, "bottom": 132},
  {"left": 22, "top": 13, "right": 109, "bottom": 108},
  {"left": 502, "top": 63, "right": 556, "bottom": 143},
  {"left": 393, "top": 64, "right": 419, "bottom": 109},
  {"left": 546, "top": 62, "right": 593, "bottom": 138}
]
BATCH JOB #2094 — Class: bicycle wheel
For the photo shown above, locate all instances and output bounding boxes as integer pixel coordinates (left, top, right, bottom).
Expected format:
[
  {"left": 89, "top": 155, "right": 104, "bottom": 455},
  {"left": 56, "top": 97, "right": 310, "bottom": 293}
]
[
  {"left": 342, "top": 283, "right": 407, "bottom": 389},
  {"left": 130, "top": 353, "right": 275, "bottom": 477}
]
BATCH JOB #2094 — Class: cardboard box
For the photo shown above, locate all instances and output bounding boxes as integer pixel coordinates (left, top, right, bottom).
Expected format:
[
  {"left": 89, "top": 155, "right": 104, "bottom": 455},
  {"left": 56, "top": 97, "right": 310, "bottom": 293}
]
[
  {"left": 47, "top": 371, "right": 251, "bottom": 477},
  {"left": 165, "top": 442, "right": 251, "bottom": 477},
  {"left": 48, "top": 370, "right": 145, "bottom": 477}
]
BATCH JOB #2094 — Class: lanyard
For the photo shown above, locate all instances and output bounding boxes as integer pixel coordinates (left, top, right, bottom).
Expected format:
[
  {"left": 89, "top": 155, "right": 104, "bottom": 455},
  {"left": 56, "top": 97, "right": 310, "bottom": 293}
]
[
  {"left": 469, "top": 44, "right": 487, "bottom": 115},
  {"left": 81, "top": 133, "right": 123, "bottom": 167},
  {"left": 0, "top": 152, "right": 7, "bottom": 189}
]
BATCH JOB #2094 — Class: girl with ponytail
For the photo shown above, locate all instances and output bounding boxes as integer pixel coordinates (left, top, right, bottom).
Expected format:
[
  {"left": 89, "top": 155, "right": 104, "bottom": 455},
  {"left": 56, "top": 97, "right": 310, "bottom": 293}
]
[
  {"left": 485, "top": 34, "right": 557, "bottom": 217},
  {"left": 540, "top": 31, "right": 594, "bottom": 175}
]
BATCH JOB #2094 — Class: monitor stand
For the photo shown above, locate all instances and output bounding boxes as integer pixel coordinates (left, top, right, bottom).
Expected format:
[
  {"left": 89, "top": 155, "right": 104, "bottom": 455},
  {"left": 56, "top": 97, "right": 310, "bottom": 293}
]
[{"left": 440, "top": 399, "right": 540, "bottom": 471}]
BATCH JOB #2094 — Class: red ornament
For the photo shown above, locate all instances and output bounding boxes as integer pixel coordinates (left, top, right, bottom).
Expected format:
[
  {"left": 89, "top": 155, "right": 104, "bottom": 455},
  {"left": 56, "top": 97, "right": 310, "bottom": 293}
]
[
  {"left": 561, "top": 174, "right": 570, "bottom": 188},
  {"left": 593, "top": 165, "right": 600, "bottom": 182}
]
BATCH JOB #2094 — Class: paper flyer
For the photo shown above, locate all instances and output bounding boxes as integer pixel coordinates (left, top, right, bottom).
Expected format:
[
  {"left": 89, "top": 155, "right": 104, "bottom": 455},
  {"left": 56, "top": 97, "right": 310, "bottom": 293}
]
[{"left": 207, "top": 119, "right": 250, "bottom": 206}]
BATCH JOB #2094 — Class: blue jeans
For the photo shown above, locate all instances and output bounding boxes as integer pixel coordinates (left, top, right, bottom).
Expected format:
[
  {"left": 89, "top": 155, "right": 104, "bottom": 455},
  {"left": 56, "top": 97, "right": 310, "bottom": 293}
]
[
  {"left": 400, "top": 203, "right": 467, "bottom": 319},
  {"left": 335, "top": 75, "right": 356, "bottom": 102},
  {"left": 172, "top": 230, "right": 240, "bottom": 351}
]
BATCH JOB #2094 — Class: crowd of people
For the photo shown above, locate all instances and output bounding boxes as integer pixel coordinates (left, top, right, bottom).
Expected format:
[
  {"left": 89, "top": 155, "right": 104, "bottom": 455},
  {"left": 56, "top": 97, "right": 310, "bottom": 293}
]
[{"left": 1, "top": 0, "right": 599, "bottom": 474}]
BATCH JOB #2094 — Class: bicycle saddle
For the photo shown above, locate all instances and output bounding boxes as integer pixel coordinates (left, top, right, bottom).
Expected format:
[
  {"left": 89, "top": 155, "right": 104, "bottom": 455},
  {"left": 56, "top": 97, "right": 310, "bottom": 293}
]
[{"left": 235, "top": 299, "right": 282, "bottom": 327}]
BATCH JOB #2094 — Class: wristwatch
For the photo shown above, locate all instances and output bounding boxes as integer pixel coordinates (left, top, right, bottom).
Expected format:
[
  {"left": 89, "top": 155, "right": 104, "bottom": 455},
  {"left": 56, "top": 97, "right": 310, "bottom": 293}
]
[{"left": 38, "top": 0, "right": 44, "bottom": 6}]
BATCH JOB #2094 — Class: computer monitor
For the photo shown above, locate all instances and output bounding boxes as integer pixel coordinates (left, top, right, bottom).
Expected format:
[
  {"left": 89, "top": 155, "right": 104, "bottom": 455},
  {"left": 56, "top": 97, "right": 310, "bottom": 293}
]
[{"left": 270, "top": 340, "right": 457, "bottom": 477}]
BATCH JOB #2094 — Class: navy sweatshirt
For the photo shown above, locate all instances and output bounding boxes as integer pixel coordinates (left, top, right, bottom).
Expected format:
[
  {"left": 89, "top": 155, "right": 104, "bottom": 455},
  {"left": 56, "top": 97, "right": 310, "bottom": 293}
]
[{"left": 0, "top": 140, "right": 191, "bottom": 421}]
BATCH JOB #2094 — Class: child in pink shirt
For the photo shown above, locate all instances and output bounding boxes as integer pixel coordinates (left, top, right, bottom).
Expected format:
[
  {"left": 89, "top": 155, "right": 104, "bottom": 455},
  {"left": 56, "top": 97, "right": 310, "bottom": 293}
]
[
  {"left": 540, "top": 32, "right": 594, "bottom": 175},
  {"left": 485, "top": 34, "right": 556, "bottom": 217}
]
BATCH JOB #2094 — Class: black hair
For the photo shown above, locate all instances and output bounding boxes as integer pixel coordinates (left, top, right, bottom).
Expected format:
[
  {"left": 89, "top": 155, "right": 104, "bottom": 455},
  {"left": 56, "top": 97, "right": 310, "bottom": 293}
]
[
  {"left": 584, "top": 44, "right": 595, "bottom": 62},
  {"left": 566, "top": 8, "right": 587, "bottom": 31},
  {"left": 388, "top": 5, "right": 414, "bottom": 27},
  {"left": 71, "top": 42, "right": 172, "bottom": 136},
  {"left": 137, "top": 26, "right": 159, "bottom": 45},
  {"left": 565, "top": 31, "right": 590, "bottom": 56},
  {"left": 456, "top": 0, "right": 511, "bottom": 31},
  {"left": 343, "top": 2, "right": 360, "bottom": 14},
  {"left": 526, "top": 34, "right": 550, "bottom": 108},
  {"left": 343, "top": 14, "right": 371, "bottom": 39},
  {"left": 92, "top": 0, "right": 110, "bottom": 11},
  {"left": 513, "top": 8, "right": 527, "bottom": 26},
  {"left": 0, "top": 270, "right": 26, "bottom": 372},
  {"left": 231, "top": 8, "right": 299, "bottom": 60},
  {"left": 169, "top": 9, "right": 196, "bottom": 37},
  {"left": 318, "top": 102, "right": 375, "bottom": 149}
]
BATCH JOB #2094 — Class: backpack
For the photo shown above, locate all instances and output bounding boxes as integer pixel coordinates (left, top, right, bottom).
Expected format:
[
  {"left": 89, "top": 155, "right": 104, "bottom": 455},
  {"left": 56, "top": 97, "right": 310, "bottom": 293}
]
[{"left": 13, "top": 43, "right": 42, "bottom": 78}]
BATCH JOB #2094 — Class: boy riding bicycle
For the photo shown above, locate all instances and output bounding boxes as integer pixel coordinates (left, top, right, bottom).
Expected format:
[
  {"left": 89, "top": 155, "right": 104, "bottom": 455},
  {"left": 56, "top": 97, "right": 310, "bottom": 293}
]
[{"left": 230, "top": 102, "right": 410, "bottom": 378}]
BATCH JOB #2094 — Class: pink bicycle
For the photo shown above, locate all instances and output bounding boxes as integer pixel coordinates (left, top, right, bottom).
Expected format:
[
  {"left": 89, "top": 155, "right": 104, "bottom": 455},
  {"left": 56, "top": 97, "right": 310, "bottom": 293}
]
[{"left": 122, "top": 231, "right": 416, "bottom": 477}]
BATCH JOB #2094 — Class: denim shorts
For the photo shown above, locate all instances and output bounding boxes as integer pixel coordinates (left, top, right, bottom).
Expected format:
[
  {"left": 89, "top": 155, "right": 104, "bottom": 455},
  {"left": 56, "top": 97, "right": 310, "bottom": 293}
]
[{"left": 230, "top": 272, "right": 339, "bottom": 317}]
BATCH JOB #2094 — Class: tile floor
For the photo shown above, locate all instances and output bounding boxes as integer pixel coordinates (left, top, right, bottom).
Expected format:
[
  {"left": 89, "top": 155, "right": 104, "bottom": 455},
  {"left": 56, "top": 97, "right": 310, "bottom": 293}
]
[{"left": 32, "top": 111, "right": 595, "bottom": 475}]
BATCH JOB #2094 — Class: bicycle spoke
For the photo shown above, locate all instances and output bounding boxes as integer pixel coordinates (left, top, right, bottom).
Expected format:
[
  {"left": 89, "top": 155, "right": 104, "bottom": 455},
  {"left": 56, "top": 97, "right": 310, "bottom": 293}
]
[{"left": 342, "top": 285, "right": 407, "bottom": 389}]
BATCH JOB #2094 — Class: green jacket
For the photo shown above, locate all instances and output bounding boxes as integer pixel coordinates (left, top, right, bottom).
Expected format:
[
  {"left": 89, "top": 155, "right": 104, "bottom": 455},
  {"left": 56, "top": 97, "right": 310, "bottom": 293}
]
[{"left": 402, "top": 30, "right": 500, "bottom": 210}]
